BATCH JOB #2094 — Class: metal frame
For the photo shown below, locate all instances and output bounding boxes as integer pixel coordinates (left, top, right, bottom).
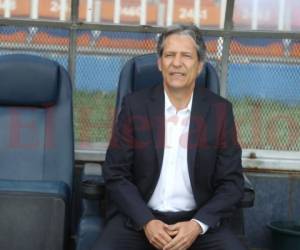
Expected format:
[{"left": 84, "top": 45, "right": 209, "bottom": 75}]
[
  {"left": 74, "top": 143, "right": 300, "bottom": 172},
  {"left": 219, "top": 0, "right": 234, "bottom": 97},
  {"left": 1, "top": 0, "right": 300, "bottom": 170},
  {"left": 1, "top": 17, "right": 300, "bottom": 38}
]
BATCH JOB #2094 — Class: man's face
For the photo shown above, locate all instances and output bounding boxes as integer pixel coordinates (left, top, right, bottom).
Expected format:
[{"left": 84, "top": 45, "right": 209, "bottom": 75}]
[{"left": 158, "top": 33, "right": 204, "bottom": 93}]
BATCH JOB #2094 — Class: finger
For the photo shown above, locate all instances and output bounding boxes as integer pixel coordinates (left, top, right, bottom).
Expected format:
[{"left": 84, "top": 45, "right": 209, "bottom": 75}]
[
  {"left": 166, "top": 223, "right": 180, "bottom": 231},
  {"left": 174, "top": 232, "right": 198, "bottom": 250},
  {"left": 156, "top": 235, "right": 168, "bottom": 247},
  {"left": 163, "top": 235, "right": 182, "bottom": 250},
  {"left": 159, "top": 230, "right": 173, "bottom": 246},
  {"left": 147, "top": 232, "right": 163, "bottom": 249},
  {"left": 152, "top": 231, "right": 172, "bottom": 249},
  {"left": 169, "top": 238, "right": 189, "bottom": 250},
  {"left": 150, "top": 236, "right": 164, "bottom": 249},
  {"left": 147, "top": 235, "right": 160, "bottom": 249},
  {"left": 167, "top": 230, "right": 178, "bottom": 237},
  {"left": 171, "top": 237, "right": 188, "bottom": 250}
]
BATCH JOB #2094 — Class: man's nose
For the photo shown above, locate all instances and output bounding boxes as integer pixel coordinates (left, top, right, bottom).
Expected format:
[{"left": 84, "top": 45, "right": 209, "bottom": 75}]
[{"left": 172, "top": 54, "right": 182, "bottom": 67}]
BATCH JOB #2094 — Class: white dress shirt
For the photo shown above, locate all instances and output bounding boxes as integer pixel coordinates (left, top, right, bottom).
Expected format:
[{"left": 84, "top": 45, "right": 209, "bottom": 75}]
[{"left": 148, "top": 91, "right": 208, "bottom": 234}]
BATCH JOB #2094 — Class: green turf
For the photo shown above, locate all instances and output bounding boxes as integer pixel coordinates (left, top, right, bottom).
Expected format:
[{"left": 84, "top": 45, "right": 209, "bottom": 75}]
[
  {"left": 231, "top": 97, "right": 300, "bottom": 151},
  {"left": 73, "top": 91, "right": 300, "bottom": 151},
  {"left": 73, "top": 91, "right": 116, "bottom": 143}
]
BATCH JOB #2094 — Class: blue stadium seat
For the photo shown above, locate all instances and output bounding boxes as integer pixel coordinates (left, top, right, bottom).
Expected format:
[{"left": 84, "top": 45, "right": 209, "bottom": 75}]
[
  {"left": 116, "top": 53, "right": 220, "bottom": 115},
  {"left": 0, "top": 54, "right": 74, "bottom": 250}
]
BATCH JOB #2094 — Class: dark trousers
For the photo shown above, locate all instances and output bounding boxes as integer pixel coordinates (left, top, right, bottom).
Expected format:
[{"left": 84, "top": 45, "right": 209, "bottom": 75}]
[{"left": 91, "top": 211, "right": 247, "bottom": 250}]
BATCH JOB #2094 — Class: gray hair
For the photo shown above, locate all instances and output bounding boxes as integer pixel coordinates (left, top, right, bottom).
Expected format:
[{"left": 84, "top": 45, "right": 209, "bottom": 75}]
[{"left": 156, "top": 24, "right": 206, "bottom": 61}]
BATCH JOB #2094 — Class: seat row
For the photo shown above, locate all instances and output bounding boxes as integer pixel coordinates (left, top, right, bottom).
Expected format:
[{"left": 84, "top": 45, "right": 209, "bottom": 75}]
[{"left": 0, "top": 54, "right": 254, "bottom": 250}]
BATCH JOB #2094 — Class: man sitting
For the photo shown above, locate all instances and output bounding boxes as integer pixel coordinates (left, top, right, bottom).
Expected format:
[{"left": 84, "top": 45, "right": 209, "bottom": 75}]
[{"left": 92, "top": 24, "right": 245, "bottom": 250}]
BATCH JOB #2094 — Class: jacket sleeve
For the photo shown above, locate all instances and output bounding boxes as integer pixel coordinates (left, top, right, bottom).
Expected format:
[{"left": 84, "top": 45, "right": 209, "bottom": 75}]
[
  {"left": 194, "top": 102, "right": 244, "bottom": 228},
  {"left": 103, "top": 96, "right": 154, "bottom": 228}
]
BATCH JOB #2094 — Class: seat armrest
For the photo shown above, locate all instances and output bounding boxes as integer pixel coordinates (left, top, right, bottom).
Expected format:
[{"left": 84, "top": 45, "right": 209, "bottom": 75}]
[
  {"left": 76, "top": 163, "right": 106, "bottom": 250},
  {"left": 81, "top": 163, "right": 105, "bottom": 200},
  {"left": 80, "top": 163, "right": 106, "bottom": 218},
  {"left": 239, "top": 173, "right": 255, "bottom": 208}
]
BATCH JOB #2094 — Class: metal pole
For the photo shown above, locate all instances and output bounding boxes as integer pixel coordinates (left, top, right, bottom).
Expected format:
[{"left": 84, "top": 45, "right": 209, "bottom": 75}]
[
  {"left": 30, "top": 0, "right": 39, "bottom": 19},
  {"left": 60, "top": 0, "right": 67, "bottom": 21},
  {"left": 286, "top": 3, "right": 291, "bottom": 31},
  {"left": 194, "top": 0, "right": 201, "bottom": 26},
  {"left": 114, "top": 0, "right": 121, "bottom": 24},
  {"left": 219, "top": 0, "right": 226, "bottom": 29},
  {"left": 86, "top": 0, "right": 93, "bottom": 22},
  {"left": 140, "top": 0, "right": 147, "bottom": 25},
  {"left": 4, "top": 0, "right": 11, "bottom": 18},
  {"left": 157, "top": 2, "right": 165, "bottom": 26},
  {"left": 94, "top": 0, "right": 101, "bottom": 23},
  {"left": 68, "top": 0, "right": 79, "bottom": 86},
  {"left": 251, "top": 0, "right": 258, "bottom": 30},
  {"left": 219, "top": 0, "right": 234, "bottom": 98},
  {"left": 278, "top": 0, "right": 285, "bottom": 31},
  {"left": 166, "top": 0, "right": 173, "bottom": 26}
]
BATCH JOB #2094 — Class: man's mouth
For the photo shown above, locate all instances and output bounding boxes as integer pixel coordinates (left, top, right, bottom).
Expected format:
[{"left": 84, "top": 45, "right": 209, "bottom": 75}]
[{"left": 170, "top": 72, "right": 185, "bottom": 76}]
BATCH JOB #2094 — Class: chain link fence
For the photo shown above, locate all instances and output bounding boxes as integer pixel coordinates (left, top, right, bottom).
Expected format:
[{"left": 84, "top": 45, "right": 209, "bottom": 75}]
[
  {"left": 0, "top": 25, "right": 69, "bottom": 66},
  {"left": 1, "top": 24, "right": 300, "bottom": 152},
  {"left": 74, "top": 30, "right": 157, "bottom": 143},
  {"left": 227, "top": 38, "right": 300, "bottom": 151}
]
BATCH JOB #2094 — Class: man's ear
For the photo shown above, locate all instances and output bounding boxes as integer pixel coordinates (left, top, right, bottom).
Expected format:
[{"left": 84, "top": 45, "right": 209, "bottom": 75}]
[{"left": 157, "top": 58, "right": 162, "bottom": 71}]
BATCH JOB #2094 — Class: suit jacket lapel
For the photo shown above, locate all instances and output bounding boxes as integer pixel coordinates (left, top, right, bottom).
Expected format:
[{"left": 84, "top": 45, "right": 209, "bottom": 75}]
[
  {"left": 146, "top": 84, "right": 165, "bottom": 172},
  {"left": 188, "top": 85, "right": 211, "bottom": 186}
]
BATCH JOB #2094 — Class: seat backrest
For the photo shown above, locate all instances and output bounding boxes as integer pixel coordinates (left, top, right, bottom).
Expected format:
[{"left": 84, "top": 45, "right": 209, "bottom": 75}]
[
  {"left": 0, "top": 54, "right": 74, "bottom": 188},
  {"left": 116, "top": 53, "right": 220, "bottom": 114}
]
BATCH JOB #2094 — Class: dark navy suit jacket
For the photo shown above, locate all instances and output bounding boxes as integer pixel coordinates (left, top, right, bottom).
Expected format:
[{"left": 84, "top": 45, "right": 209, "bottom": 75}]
[{"left": 103, "top": 82, "right": 244, "bottom": 230}]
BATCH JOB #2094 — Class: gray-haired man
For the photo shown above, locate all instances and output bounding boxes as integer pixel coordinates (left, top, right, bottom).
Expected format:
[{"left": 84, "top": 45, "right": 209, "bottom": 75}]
[{"left": 92, "top": 24, "right": 246, "bottom": 250}]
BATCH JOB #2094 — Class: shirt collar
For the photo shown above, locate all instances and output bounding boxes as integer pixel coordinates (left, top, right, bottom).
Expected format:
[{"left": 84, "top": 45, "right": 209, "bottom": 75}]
[{"left": 164, "top": 91, "right": 193, "bottom": 114}]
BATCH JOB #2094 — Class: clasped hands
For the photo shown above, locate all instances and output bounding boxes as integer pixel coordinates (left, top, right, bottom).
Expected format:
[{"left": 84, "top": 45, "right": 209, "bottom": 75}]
[{"left": 144, "top": 219, "right": 202, "bottom": 250}]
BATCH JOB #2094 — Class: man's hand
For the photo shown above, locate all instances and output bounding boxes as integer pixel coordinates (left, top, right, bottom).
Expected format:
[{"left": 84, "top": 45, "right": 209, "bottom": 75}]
[
  {"left": 163, "top": 220, "right": 202, "bottom": 250},
  {"left": 144, "top": 219, "right": 173, "bottom": 249}
]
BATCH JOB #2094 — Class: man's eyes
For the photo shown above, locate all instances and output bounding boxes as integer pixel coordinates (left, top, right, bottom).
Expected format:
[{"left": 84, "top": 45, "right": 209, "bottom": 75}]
[
  {"left": 164, "top": 53, "right": 192, "bottom": 58},
  {"left": 182, "top": 54, "right": 192, "bottom": 58}
]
